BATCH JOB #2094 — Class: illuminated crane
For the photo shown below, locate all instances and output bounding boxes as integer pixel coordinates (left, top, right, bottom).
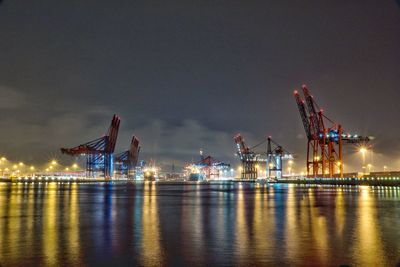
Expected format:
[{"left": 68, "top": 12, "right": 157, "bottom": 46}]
[
  {"left": 294, "top": 85, "right": 370, "bottom": 177},
  {"left": 61, "top": 114, "right": 120, "bottom": 179},
  {"left": 234, "top": 134, "right": 292, "bottom": 179},
  {"left": 196, "top": 155, "right": 230, "bottom": 180},
  {"left": 114, "top": 136, "right": 140, "bottom": 178},
  {"left": 234, "top": 134, "right": 258, "bottom": 179}
]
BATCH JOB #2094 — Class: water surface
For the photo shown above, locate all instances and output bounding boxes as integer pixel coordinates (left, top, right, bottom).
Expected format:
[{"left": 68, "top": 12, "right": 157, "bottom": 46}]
[{"left": 0, "top": 182, "right": 399, "bottom": 266}]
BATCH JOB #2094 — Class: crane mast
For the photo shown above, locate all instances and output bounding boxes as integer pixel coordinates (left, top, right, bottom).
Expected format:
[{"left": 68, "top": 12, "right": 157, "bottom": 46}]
[
  {"left": 266, "top": 137, "right": 289, "bottom": 180},
  {"left": 294, "top": 91, "right": 312, "bottom": 139}
]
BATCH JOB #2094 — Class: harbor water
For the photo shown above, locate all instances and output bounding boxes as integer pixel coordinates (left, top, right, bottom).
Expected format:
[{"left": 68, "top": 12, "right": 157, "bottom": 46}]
[{"left": 0, "top": 182, "right": 399, "bottom": 266}]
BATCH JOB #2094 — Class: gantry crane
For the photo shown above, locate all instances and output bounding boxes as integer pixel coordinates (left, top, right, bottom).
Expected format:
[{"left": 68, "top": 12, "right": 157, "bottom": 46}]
[
  {"left": 61, "top": 114, "right": 120, "bottom": 179},
  {"left": 234, "top": 134, "right": 292, "bottom": 179},
  {"left": 294, "top": 85, "right": 370, "bottom": 177},
  {"left": 114, "top": 135, "right": 140, "bottom": 178},
  {"left": 234, "top": 134, "right": 258, "bottom": 179}
]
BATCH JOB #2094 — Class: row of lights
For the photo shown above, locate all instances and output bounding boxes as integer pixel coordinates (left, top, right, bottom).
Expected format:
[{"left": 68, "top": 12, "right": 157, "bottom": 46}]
[
  {"left": 16, "top": 176, "right": 79, "bottom": 182},
  {"left": 0, "top": 157, "right": 81, "bottom": 176},
  {"left": 236, "top": 160, "right": 296, "bottom": 174},
  {"left": 304, "top": 176, "right": 400, "bottom": 181}
]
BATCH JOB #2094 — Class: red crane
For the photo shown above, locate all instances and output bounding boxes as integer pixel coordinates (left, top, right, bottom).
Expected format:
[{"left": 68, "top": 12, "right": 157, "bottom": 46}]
[
  {"left": 294, "top": 85, "right": 370, "bottom": 178},
  {"left": 61, "top": 114, "right": 120, "bottom": 178}
]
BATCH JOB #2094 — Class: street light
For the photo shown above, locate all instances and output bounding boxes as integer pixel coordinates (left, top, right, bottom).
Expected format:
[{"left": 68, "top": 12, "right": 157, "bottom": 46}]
[
  {"left": 384, "top": 165, "right": 388, "bottom": 172},
  {"left": 359, "top": 147, "right": 367, "bottom": 153}
]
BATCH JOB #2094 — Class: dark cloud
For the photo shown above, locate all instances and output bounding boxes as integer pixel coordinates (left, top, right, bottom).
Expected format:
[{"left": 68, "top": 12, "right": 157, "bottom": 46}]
[{"left": 0, "top": 1, "right": 399, "bottom": 172}]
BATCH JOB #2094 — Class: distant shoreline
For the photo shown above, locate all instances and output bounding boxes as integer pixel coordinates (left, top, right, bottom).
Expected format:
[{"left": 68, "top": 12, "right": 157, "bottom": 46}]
[{"left": 1, "top": 177, "right": 400, "bottom": 186}]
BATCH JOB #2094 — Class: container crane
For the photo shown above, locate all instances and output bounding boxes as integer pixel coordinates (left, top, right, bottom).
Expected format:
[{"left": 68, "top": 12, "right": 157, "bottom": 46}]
[
  {"left": 114, "top": 135, "right": 140, "bottom": 178},
  {"left": 61, "top": 114, "right": 120, "bottom": 179},
  {"left": 234, "top": 134, "right": 292, "bottom": 180},
  {"left": 294, "top": 85, "right": 370, "bottom": 177},
  {"left": 234, "top": 134, "right": 258, "bottom": 179}
]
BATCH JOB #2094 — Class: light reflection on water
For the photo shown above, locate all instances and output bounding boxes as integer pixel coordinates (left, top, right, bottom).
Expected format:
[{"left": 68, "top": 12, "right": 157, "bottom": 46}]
[
  {"left": 0, "top": 182, "right": 399, "bottom": 266},
  {"left": 141, "top": 182, "right": 163, "bottom": 266}
]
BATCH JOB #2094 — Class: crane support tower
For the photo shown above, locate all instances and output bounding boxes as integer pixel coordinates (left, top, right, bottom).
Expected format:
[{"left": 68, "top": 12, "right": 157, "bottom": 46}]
[
  {"left": 61, "top": 114, "right": 121, "bottom": 179},
  {"left": 234, "top": 134, "right": 258, "bottom": 179},
  {"left": 266, "top": 137, "right": 293, "bottom": 180},
  {"left": 294, "top": 85, "right": 370, "bottom": 178},
  {"left": 114, "top": 136, "right": 140, "bottom": 178}
]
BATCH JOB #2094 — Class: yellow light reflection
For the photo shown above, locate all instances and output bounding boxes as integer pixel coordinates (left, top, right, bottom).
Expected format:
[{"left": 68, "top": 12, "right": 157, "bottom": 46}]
[
  {"left": 335, "top": 188, "right": 345, "bottom": 236},
  {"left": 141, "top": 182, "right": 163, "bottom": 266},
  {"left": 252, "top": 184, "right": 273, "bottom": 264},
  {"left": 353, "top": 186, "right": 386, "bottom": 266},
  {"left": 43, "top": 183, "right": 58, "bottom": 266},
  {"left": 25, "top": 183, "right": 35, "bottom": 257},
  {"left": 285, "top": 185, "right": 300, "bottom": 262},
  {"left": 0, "top": 183, "right": 4, "bottom": 257},
  {"left": 7, "top": 183, "right": 23, "bottom": 260},
  {"left": 68, "top": 183, "right": 81, "bottom": 263},
  {"left": 234, "top": 184, "right": 249, "bottom": 264}
]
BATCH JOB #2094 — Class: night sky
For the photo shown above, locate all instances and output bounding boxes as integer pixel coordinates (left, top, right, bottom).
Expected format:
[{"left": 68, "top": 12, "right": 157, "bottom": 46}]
[{"left": 0, "top": 1, "right": 399, "bottom": 172}]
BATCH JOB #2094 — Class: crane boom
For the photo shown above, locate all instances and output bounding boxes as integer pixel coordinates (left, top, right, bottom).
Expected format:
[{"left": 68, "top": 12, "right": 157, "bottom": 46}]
[
  {"left": 129, "top": 136, "right": 140, "bottom": 167},
  {"left": 294, "top": 90, "right": 312, "bottom": 139},
  {"left": 234, "top": 134, "right": 250, "bottom": 160},
  {"left": 302, "top": 85, "right": 323, "bottom": 137}
]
